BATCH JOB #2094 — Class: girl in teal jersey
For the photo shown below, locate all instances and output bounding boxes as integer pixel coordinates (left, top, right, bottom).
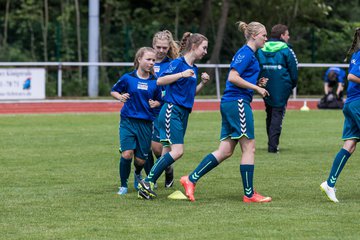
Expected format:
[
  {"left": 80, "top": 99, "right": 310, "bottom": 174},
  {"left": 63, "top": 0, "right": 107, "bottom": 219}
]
[
  {"left": 180, "top": 21, "right": 272, "bottom": 203},
  {"left": 142, "top": 30, "right": 180, "bottom": 189},
  {"left": 137, "top": 32, "right": 210, "bottom": 199},
  {"left": 320, "top": 28, "right": 360, "bottom": 203},
  {"left": 111, "top": 47, "right": 162, "bottom": 195}
]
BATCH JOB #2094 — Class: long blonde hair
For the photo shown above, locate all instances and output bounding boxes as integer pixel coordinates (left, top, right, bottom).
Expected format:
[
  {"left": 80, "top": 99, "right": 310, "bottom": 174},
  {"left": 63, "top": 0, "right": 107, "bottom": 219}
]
[
  {"left": 134, "top": 47, "right": 156, "bottom": 75},
  {"left": 152, "top": 30, "right": 180, "bottom": 59},
  {"left": 237, "top": 21, "right": 265, "bottom": 42},
  {"left": 344, "top": 27, "right": 360, "bottom": 62},
  {"left": 179, "top": 32, "right": 208, "bottom": 55}
]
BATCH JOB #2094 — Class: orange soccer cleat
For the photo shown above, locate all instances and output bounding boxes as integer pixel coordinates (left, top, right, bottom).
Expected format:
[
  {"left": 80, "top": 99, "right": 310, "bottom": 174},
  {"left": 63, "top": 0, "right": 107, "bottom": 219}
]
[
  {"left": 180, "top": 176, "right": 196, "bottom": 202},
  {"left": 243, "top": 191, "right": 272, "bottom": 203}
]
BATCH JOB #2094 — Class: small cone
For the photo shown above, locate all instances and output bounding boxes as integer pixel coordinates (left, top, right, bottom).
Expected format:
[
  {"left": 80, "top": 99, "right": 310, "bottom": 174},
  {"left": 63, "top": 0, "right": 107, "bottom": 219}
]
[
  {"left": 167, "top": 190, "right": 188, "bottom": 200},
  {"left": 300, "top": 101, "right": 310, "bottom": 111}
]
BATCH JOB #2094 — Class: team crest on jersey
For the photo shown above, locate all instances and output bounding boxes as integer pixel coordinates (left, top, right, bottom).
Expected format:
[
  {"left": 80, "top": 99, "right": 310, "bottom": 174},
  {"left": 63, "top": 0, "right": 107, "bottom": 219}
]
[
  {"left": 234, "top": 54, "right": 245, "bottom": 64},
  {"left": 154, "top": 65, "right": 160, "bottom": 73},
  {"left": 137, "top": 82, "right": 148, "bottom": 90}
]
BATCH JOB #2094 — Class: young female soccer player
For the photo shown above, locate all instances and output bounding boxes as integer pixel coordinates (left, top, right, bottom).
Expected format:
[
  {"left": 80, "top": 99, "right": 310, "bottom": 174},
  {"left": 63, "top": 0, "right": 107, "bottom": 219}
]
[
  {"left": 320, "top": 27, "right": 360, "bottom": 203},
  {"left": 111, "top": 47, "right": 162, "bottom": 195},
  {"left": 180, "top": 21, "right": 272, "bottom": 203},
  {"left": 141, "top": 30, "right": 180, "bottom": 188},
  {"left": 137, "top": 32, "right": 210, "bottom": 199}
]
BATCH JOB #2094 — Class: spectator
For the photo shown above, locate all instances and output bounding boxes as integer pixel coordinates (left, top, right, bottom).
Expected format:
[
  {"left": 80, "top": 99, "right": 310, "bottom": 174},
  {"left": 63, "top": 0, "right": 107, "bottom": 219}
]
[
  {"left": 256, "top": 24, "right": 298, "bottom": 153},
  {"left": 323, "top": 67, "right": 346, "bottom": 100}
]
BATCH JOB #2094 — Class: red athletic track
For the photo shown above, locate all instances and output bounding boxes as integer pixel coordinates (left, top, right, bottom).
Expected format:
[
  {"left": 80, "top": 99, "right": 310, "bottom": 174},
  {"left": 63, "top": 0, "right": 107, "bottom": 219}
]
[{"left": 0, "top": 99, "right": 319, "bottom": 114}]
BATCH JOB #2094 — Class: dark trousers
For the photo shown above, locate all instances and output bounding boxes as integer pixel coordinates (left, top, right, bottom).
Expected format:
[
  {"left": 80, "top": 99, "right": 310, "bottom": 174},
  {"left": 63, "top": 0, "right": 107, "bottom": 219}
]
[{"left": 265, "top": 103, "right": 286, "bottom": 152}]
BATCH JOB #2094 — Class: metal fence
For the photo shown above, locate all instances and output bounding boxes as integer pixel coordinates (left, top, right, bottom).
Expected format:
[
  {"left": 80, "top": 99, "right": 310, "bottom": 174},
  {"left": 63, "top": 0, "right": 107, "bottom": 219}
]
[{"left": 0, "top": 62, "right": 349, "bottom": 99}]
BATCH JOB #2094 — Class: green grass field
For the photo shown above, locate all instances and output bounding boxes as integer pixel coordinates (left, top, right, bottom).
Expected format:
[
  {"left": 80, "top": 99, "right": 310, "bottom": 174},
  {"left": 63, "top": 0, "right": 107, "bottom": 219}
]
[{"left": 1, "top": 110, "right": 359, "bottom": 240}]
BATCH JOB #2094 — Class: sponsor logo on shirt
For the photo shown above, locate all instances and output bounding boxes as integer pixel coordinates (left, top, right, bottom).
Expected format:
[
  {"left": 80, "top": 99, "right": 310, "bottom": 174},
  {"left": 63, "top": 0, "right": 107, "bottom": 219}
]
[
  {"left": 137, "top": 82, "right": 148, "bottom": 90},
  {"left": 154, "top": 65, "right": 160, "bottom": 73},
  {"left": 263, "top": 65, "right": 282, "bottom": 70}
]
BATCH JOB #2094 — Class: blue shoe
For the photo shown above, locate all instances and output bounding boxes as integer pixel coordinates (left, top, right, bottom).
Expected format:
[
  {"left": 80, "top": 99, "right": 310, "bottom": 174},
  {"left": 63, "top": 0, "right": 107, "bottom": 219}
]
[
  {"left": 117, "top": 186, "right": 128, "bottom": 195},
  {"left": 134, "top": 172, "right": 142, "bottom": 191}
]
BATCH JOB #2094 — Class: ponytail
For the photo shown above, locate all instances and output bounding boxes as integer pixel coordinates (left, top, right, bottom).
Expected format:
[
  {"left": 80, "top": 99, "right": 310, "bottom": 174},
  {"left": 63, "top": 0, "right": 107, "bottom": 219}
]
[
  {"left": 179, "top": 32, "right": 208, "bottom": 55},
  {"left": 344, "top": 27, "right": 360, "bottom": 62},
  {"left": 236, "top": 21, "right": 265, "bottom": 42}
]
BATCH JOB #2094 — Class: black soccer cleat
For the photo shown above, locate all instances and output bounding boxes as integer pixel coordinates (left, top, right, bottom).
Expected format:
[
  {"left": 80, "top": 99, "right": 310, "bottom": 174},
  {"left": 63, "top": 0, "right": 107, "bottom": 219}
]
[
  {"left": 137, "top": 189, "right": 152, "bottom": 200},
  {"left": 165, "top": 165, "right": 174, "bottom": 188},
  {"left": 137, "top": 177, "right": 157, "bottom": 198}
]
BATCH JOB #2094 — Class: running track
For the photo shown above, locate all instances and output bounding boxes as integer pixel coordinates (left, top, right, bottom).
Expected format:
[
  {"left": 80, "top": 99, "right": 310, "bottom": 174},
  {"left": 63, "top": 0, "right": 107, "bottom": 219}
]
[{"left": 0, "top": 99, "right": 319, "bottom": 114}]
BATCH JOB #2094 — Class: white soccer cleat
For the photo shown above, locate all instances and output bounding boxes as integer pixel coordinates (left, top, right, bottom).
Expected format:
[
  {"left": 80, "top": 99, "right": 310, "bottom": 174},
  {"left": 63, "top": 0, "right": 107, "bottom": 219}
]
[
  {"left": 320, "top": 181, "right": 339, "bottom": 203},
  {"left": 117, "top": 186, "right": 128, "bottom": 195}
]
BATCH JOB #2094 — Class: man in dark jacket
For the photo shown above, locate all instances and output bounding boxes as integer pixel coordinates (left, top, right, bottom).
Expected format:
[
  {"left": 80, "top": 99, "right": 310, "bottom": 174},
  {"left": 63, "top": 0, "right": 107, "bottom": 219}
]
[{"left": 256, "top": 24, "right": 298, "bottom": 153}]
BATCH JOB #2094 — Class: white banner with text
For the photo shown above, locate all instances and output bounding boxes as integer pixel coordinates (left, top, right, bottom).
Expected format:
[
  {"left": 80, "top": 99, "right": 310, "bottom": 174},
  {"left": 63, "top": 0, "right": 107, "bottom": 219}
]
[{"left": 0, "top": 68, "right": 45, "bottom": 100}]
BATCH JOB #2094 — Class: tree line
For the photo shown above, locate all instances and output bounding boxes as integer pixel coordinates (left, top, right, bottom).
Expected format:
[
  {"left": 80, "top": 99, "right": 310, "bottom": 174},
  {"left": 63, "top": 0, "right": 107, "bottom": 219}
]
[{"left": 0, "top": 0, "right": 359, "bottom": 96}]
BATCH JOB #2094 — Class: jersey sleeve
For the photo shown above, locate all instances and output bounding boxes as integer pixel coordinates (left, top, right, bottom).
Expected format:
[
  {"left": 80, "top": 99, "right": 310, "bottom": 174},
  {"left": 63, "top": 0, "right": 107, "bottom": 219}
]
[
  {"left": 323, "top": 68, "right": 330, "bottom": 82},
  {"left": 153, "top": 85, "right": 163, "bottom": 103},
  {"left": 286, "top": 48, "right": 298, "bottom": 89},
  {"left": 159, "top": 59, "right": 181, "bottom": 77},
  {"left": 349, "top": 53, "right": 360, "bottom": 78},
  {"left": 338, "top": 69, "right": 346, "bottom": 83},
  {"left": 111, "top": 75, "right": 127, "bottom": 93},
  {"left": 230, "top": 51, "right": 252, "bottom": 76}
]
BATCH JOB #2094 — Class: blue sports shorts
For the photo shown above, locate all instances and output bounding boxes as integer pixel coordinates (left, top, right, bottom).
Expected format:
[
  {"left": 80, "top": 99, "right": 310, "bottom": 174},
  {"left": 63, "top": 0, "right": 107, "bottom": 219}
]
[
  {"left": 342, "top": 99, "right": 360, "bottom": 142},
  {"left": 220, "top": 99, "right": 254, "bottom": 141},
  {"left": 158, "top": 102, "right": 190, "bottom": 146},
  {"left": 119, "top": 117, "right": 152, "bottom": 160},
  {"left": 152, "top": 115, "right": 161, "bottom": 142}
]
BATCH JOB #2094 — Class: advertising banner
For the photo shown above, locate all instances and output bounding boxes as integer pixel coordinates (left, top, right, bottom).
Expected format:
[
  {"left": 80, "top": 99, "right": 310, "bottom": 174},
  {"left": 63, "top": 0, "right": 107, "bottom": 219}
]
[{"left": 0, "top": 68, "right": 46, "bottom": 100}]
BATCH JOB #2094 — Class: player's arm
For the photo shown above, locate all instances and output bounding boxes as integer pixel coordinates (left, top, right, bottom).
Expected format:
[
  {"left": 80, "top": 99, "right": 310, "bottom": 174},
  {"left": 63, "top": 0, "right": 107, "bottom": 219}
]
[
  {"left": 287, "top": 49, "right": 298, "bottom": 88},
  {"left": 228, "top": 69, "right": 269, "bottom": 98},
  {"left": 149, "top": 85, "right": 163, "bottom": 108},
  {"left": 111, "top": 91, "right": 130, "bottom": 102},
  {"left": 196, "top": 72, "right": 210, "bottom": 94},
  {"left": 324, "top": 83, "right": 329, "bottom": 95},
  {"left": 148, "top": 99, "right": 161, "bottom": 108},
  {"left": 157, "top": 69, "right": 194, "bottom": 86},
  {"left": 336, "top": 83, "right": 344, "bottom": 96},
  {"left": 111, "top": 76, "right": 129, "bottom": 102},
  {"left": 348, "top": 73, "right": 360, "bottom": 84}
]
